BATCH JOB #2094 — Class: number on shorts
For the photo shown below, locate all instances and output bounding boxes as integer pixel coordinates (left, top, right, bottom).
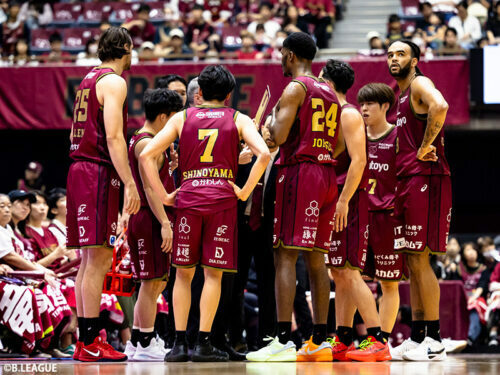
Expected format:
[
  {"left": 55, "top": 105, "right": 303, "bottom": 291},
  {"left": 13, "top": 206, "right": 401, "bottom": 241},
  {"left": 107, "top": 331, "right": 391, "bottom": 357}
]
[
  {"left": 73, "top": 88, "right": 90, "bottom": 122},
  {"left": 198, "top": 129, "right": 219, "bottom": 163},
  {"left": 368, "top": 178, "right": 377, "bottom": 194},
  {"left": 311, "top": 98, "right": 338, "bottom": 137}
]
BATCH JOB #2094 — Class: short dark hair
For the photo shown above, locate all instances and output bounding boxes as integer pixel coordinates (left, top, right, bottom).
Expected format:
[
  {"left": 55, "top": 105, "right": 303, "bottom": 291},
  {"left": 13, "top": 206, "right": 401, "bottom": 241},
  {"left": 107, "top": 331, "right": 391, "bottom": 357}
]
[
  {"left": 156, "top": 74, "right": 187, "bottom": 89},
  {"left": 97, "top": 26, "right": 132, "bottom": 62},
  {"left": 389, "top": 39, "right": 421, "bottom": 60},
  {"left": 419, "top": 2, "right": 432, "bottom": 12},
  {"left": 198, "top": 65, "right": 236, "bottom": 101},
  {"left": 321, "top": 59, "right": 355, "bottom": 94},
  {"left": 47, "top": 188, "right": 66, "bottom": 219},
  {"left": 143, "top": 89, "right": 184, "bottom": 122},
  {"left": 138, "top": 3, "right": 151, "bottom": 13},
  {"left": 49, "top": 32, "right": 63, "bottom": 44},
  {"left": 357, "top": 83, "right": 395, "bottom": 110},
  {"left": 31, "top": 190, "right": 48, "bottom": 204},
  {"left": 446, "top": 27, "right": 458, "bottom": 37},
  {"left": 457, "top": 1, "right": 468, "bottom": 9},
  {"left": 259, "top": 2, "right": 273, "bottom": 12},
  {"left": 388, "top": 14, "right": 400, "bottom": 23},
  {"left": 192, "top": 4, "right": 204, "bottom": 11},
  {"left": 282, "top": 32, "right": 317, "bottom": 61}
]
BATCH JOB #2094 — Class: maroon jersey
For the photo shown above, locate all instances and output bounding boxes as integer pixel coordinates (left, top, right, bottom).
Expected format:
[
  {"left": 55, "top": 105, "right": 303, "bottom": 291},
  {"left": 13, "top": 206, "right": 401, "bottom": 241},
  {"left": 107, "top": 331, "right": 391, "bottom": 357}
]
[
  {"left": 396, "top": 85, "right": 450, "bottom": 177},
  {"left": 25, "top": 226, "right": 64, "bottom": 269},
  {"left": 334, "top": 104, "right": 368, "bottom": 189},
  {"left": 205, "top": 0, "right": 233, "bottom": 19},
  {"left": 279, "top": 75, "right": 341, "bottom": 166},
  {"left": 176, "top": 106, "right": 240, "bottom": 214},
  {"left": 128, "top": 131, "right": 175, "bottom": 207},
  {"left": 70, "top": 67, "right": 128, "bottom": 166},
  {"left": 367, "top": 125, "right": 397, "bottom": 211}
]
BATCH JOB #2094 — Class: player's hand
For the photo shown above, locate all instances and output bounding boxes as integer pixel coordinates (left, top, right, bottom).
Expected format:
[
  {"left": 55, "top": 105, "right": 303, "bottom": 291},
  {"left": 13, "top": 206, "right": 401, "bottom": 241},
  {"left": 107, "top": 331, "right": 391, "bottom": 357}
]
[
  {"left": 163, "top": 188, "right": 179, "bottom": 206},
  {"left": 228, "top": 181, "right": 248, "bottom": 201},
  {"left": 238, "top": 146, "right": 253, "bottom": 165},
  {"left": 124, "top": 182, "right": 141, "bottom": 215},
  {"left": 169, "top": 144, "right": 179, "bottom": 172},
  {"left": 44, "top": 270, "right": 59, "bottom": 288},
  {"left": 0, "top": 264, "right": 13, "bottom": 276},
  {"left": 334, "top": 200, "right": 349, "bottom": 232},
  {"left": 160, "top": 222, "right": 173, "bottom": 253},
  {"left": 118, "top": 212, "right": 130, "bottom": 234},
  {"left": 417, "top": 145, "right": 438, "bottom": 162}
]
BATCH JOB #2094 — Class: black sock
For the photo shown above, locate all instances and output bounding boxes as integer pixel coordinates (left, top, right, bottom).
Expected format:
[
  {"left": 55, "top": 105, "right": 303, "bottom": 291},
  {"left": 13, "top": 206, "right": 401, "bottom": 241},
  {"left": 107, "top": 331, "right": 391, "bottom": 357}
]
[
  {"left": 197, "top": 331, "right": 210, "bottom": 346},
  {"left": 382, "top": 331, "right": 391, "bottom": 342},
  {"left": 426, "top": 320, "right": 441, "bottom": 342},
  {"left": 312, "top": 324, "right": 327, "bottom": 345},
  {"left": 367, "top": 327, "right": 385, "bottom": 343},
  {"left": 131, "top": 328, "right": 140, "bottom": 346},
  {"left": 139, "top": 330, "right": 155, "bottom": 347},
  {"left": 411, "top": 320, "right": 426, "bottom": 343},
  {"left": 175, "top": 331, "right": 187, "bottom": 344},
  {"left": 83, "top": 317, "right": 100, "bottom": 346},
  {"left": 277, "top": 322, "right": 292, "bottom": 344},
  {"left": 337, "top": 326, "right": 353, "bottom": 346},
  {"left": 77, "top": 317, "right": 86, "bottom": 343}
]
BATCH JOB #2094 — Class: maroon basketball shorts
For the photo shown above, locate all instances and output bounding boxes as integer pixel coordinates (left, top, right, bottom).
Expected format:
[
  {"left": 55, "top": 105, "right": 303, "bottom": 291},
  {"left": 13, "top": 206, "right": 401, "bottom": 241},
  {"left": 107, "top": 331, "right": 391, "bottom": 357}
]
[
  {"left": 66, "top": 161, "right": 120, "bottom": 249},
  {"left": 273, "top": 163, "right": 338, "bottom": 253},
  {"left": 326, "top": 188, "right": 369, "bottom": 270},
  {"left": 128, "top": 207, "right": 174, "bottom": 281},
  {"left": 172, "top": 206, "right": 237, "bottom": 272},
  {"left": 364, "top": 210, "right": 405, "bottom": 281},
  {"left": 394, "top": 175, "right": 452, "bottom": 254}
]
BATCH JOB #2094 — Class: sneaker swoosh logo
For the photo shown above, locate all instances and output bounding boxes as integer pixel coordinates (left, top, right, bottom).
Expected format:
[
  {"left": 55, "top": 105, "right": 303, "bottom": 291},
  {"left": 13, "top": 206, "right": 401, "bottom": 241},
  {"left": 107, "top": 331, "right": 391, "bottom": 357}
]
[
  {"left": 83, "top": 349, "right": 100, "bottom": 357},
  {"left": 427, "top": 347, "right": 445, "bottom": 358},
  {"left": 305, "top": 347, "right": 325, "bottom": 355}
]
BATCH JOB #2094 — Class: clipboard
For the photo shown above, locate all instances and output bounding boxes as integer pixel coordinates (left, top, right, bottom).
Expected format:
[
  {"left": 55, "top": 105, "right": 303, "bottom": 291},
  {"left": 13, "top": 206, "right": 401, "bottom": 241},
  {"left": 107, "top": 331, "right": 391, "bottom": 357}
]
[{"left": 254, "top": 85, "right": 271, "bottom": 129}]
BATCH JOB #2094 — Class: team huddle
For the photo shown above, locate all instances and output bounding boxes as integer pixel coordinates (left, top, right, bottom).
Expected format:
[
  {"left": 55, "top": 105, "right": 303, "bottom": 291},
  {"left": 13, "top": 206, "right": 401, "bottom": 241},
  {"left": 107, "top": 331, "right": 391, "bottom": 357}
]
[{"left": 67, "top": 27, "right": 451, "bottom": 363}]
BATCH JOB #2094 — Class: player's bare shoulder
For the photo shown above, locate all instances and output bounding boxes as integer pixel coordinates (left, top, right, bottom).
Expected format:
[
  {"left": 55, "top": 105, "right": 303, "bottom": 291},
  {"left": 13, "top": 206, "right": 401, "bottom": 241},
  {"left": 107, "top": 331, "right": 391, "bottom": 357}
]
[{"left": 96, "top": 73, "right": 127, "bottom": 103}]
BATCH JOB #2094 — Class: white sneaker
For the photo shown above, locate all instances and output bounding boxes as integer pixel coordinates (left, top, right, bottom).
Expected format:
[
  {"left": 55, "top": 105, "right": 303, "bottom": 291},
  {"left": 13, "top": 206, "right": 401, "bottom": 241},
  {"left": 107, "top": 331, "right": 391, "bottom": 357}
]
[
  {"left": 246, "top": 337, "right": 297, "bottom": 362},
  {"left": 156, "top": 337, "right": 170, "bottom": 355},
  {"left": 124, "top": 341, "right": 136, "bottom": 360},
  {"left": 402, "top": 337, "right": 447, "bottom": 361},
  {"left": 133, "top": 338, "right": 167, "bottom": 361},
  {"left": 442, "top": 338, "right": 467, "bottom": 353},
  {"left": 390, "top": 338, "right": 419, "bottom": 361}
]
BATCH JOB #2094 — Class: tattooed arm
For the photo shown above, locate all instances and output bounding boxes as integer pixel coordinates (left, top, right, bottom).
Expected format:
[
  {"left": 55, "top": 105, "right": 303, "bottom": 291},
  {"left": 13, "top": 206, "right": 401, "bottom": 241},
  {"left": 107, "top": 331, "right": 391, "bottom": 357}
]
[{"left": 412, "top": 76, "right": 448, "bottom": 162}]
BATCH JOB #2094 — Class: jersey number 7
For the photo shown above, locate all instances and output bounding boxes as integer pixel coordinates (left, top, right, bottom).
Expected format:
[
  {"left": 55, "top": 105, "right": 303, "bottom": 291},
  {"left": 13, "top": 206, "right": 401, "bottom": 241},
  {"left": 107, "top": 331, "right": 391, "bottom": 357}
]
[{"left": 198, "top": 129, "right": 219, "bottom": 163}]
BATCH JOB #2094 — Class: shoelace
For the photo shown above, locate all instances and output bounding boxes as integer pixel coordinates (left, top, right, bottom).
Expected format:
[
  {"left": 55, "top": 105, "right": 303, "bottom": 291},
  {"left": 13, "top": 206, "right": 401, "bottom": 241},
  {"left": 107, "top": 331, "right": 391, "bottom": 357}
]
[
  {"left": 358, "top": 338, "right": 375, "bottom": 351},
  {"left": 326, "top": 337, "right": 340, "bottom": 347}
]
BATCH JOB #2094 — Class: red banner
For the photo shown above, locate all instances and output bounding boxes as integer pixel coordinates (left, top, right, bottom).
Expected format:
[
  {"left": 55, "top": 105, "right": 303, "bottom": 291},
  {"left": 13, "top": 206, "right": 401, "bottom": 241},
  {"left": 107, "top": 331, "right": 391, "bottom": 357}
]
[{"left": 0, "top": 58, "right": 469, "bottom": 130}]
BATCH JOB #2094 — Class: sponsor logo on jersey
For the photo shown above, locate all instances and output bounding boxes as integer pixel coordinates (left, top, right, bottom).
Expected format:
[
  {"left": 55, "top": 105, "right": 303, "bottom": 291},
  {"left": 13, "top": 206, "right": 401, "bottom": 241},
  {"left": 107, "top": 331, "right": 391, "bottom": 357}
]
[
  {"left": 368, "top": 160, "right": 390, "bottom": 172},
  {"left": 178, "top": 217, "right": 191, "bottom": 234},
  {"left": 111, "top": 179, "right": 120, "bottom": 188},
  {"left": 400, "top": 95, "right": 408, "bottom": 104},
  {"left": 109, "top": 235, "right": 116, "bottom": 246},
  {"left": 183, "top": 168, "right": 234, "bottom": 180},
  {"left": 196, "top": 111, "right": 225, "bottom": 119},
  {"left": 421, "top": 184, "right": 428, "bottom": 192},
  {"left": 215, "top": 247, "right": 224, "bottom": 259},
  {"left": 279, "top": 175, "right": 285, "bottom": 183},
  {"left": 78, "top": 204, "right": 87, "bottom": 216},
  {"left": 139, "top": 259, "right": 145, "bottom": 271},
  {"left": 138, "top": 239, "right": 145, "bottom": 249},
  {"left": 378, "top": 142, "right": 394, "bottom": 150},
  {"left": 369, "top": 145, "right": 378, "bottom": 156},
  {"left": 111, "top": 222, "right": 117, "bottom": 232},
  {"left": 317, "top": 154, "right": 332, "bottom": 162},
  {"left": 305, "top": 201, "right": 320, "bottom": 217},
  {"left": 177, "top": 246, "right": 189, "bottom": 258},
  {"left": 79, "top": 226, "right": 85, "bottom": 237},
  {"left": 216, "top": 225, "right": 228, "bottom": 236}
]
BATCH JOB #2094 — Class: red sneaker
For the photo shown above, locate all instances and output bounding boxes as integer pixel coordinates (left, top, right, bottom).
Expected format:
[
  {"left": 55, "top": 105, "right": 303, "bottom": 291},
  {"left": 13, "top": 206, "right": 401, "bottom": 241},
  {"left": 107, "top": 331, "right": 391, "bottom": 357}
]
[
  {"left": 345, "top": 336, "right": 391, "bottom": 362},
  {"left": 73, "top": 342, "right": 82, "bottom": 361},
  {"left": 78, "top": 336, "right": 127, "bottom": 362},
  {"left": 327, "top": 336, "right": 355, "bottom": 361}
]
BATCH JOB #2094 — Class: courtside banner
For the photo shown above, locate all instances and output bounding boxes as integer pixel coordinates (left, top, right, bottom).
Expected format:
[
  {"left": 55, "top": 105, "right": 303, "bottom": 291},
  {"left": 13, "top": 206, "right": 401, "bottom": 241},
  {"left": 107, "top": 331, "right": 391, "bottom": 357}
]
[{"left": 0, "top": 57, "right": 469, "bottom": 130}]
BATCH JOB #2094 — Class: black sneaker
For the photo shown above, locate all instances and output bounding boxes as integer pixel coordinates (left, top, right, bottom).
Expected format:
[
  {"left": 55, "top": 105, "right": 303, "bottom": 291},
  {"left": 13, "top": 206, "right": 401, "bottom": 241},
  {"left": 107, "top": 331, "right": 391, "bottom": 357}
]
[
  {"left": 192, "top": 343, "right": 229, "bottom": 362},
  {"left": 165, "top": 342, "right": 190, "bottom": 362},
  {"left": 213, "top": 342, "right": 246, "bottom": 361}
]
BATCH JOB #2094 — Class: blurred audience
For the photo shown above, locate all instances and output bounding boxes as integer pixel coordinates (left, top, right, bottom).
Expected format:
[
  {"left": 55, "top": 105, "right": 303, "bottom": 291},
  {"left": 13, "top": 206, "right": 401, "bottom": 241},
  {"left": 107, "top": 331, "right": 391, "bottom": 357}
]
[{"left": 448, "top": 1, "right": 482, "bottom": 48}]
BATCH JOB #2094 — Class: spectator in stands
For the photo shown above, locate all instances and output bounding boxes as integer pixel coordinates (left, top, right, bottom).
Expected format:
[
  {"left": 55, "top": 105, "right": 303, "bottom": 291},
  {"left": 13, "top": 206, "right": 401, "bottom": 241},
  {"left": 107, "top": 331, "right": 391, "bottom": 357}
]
[
  {"left": 423, "top": 13, "right": 447, "bottom": 49},
  {"left": 100, "top": 21, "right": 111, "bottom": 34},
  {"left": 138, "top": 41, "right": 157, "bottom": 62},
  {"left": 247, "top": 2, "right": 281, "bottom": 40},
  {"left": 267, "top": 29, "right": 287, "bottom": 60},
  {"left": 486, "top": 1, "right": 500, "bottom": 45},
  {"left": 426, "top": 0, "right": 461, "bottom": 22},
  {"left": 76, "top": 37, "right": 100, "bottom": 67},
  {"left": 442, "top": 236, "right": 463, "bottom": 277},
  {"left": 448, "top": 1, "right": 482, "bottom": 48},
  {"left": 18, "top": 0, "right": 53, "bottom": 29},
  {"left": 17, "top": 161, "right": 44, "bottom": 192},
  {"left": 122, "top": 3, "right": 156, "bottom": 47},
  {"left": 157, "top": 28, "right": 192, "bottom": 61},
  {"left": 416, "top": 1, "right": 436, "bottom": 31},
  {"left": 488, "top": 261, "right": 500, "bottom": 346},
  {"left": 47, "top": 188, "right": 67, "bottom": 248},
  {"left": 435, "top": 27, "right": 468, "bottom": 55},
  {"left": 204, "top": 0, "right": 233, "bottom": 25},
  {"left": 156, "top": 74, "right": 188, "bottom": 107},
  {"left": 254, "top": 23, "right": 272, "bottom": 47},
  {"left": 9, "top": 38, "right": 36, "bottom": 66},
  {"left": 366, "top": 31, "right": 384, "bottom": 50},
  {"left": 296, "top": 0, "right": 335, "bottom": 48},
  {"left": 236, "top": 32, "right": 263, "bottom": 59},
  {"left": 477, "top": 36, "right": 490, "bottom": 46},
  {"left": 282, "top": 5, "right": 308, "bottom": 33},
  {"left": 153, "top": 7, "right": 181, "bottom": 45},
  {"left": 43, "top": 32, "right": 72, "bottom": 63},
  {"left": 385, "top": 14, "right": 412, "bottom": 47},
  {"left": 2, "top": 0, "right": 26, "bottom": 57},
  {"left": 185, "top": 4, "right": 215, "bottom": 54}
]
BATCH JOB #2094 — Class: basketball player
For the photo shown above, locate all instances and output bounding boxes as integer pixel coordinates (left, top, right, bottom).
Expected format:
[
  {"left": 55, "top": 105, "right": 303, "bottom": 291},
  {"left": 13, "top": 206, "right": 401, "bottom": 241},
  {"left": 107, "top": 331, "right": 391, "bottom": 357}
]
[
  {"left": 124, "top": 89, "right": 183, "bottom": 361},
  {"left": 320, "top": 60, "right": 391, "bottom": 362},
  {"left": 67, "top": 27, "right": 141, "bottom": 362},
  {"left": 156, "top": 74, "right": 188, "bottom": 107},
  {"left": 247, "top": 32, "right": 339, "bottom": 362},
  {"left": 140, "top": 65, "right": 270, "bottom": 362},
  {"left": 387, "top": 40, "right": 451, "bottom": 361},
  {"left": 357, "top": 83, "right": 403, "bottom": 344}
]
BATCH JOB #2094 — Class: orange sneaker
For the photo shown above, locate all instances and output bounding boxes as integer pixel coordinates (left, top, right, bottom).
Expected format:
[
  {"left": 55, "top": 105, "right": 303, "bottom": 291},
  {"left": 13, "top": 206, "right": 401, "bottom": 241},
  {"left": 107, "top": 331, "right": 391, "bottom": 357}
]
[
  {"left": 345, "top": 336, "right": 391, "bottom": 362},
  {"left": 327, "top": 336, "right": 355, "bottom": 361},
  {"left": 296, "top": 337, "right": 333, "bottom": 362}
]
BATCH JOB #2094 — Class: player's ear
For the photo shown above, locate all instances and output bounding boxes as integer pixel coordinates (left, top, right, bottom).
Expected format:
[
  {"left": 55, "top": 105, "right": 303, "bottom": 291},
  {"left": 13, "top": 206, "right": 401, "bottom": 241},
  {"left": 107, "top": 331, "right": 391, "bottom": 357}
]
[
  {"left": 382, "top": 102, "right": 390, "bottom": 114},
  {"left": 225, "top": 92, "right": 232, "bottom": 103}
]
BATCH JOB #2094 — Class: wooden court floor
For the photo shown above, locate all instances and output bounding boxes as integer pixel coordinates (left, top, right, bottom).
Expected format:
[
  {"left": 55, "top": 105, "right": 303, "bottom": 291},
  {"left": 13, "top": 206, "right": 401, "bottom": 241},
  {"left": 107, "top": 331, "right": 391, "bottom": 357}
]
[{"left": 1, "top": 355, "right": 499, "bottom": 375}]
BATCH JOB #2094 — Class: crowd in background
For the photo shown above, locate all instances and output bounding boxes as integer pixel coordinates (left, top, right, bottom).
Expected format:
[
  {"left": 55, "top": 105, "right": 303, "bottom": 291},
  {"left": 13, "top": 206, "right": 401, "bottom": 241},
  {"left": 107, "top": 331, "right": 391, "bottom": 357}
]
[
  {"left": 367, "top": 1, "right": 500, "bottom": 56},
  {"left": 0, "top": 0, "right": 344, "bottom": 66}
]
